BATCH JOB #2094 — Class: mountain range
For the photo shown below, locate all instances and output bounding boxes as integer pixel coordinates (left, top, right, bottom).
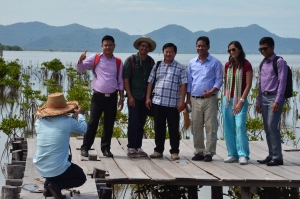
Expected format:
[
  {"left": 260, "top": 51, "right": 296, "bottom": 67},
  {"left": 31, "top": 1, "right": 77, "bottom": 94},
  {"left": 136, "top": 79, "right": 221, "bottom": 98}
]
[{"left": 1, "top": 22, "right": 300, "bottom": 54}]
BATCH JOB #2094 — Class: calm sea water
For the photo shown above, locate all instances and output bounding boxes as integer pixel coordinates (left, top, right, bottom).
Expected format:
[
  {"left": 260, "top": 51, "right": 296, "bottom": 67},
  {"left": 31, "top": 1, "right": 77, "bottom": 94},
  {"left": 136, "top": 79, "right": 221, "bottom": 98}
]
[{"left": 1, "top": 51, "right": 299, "bottom": 198}]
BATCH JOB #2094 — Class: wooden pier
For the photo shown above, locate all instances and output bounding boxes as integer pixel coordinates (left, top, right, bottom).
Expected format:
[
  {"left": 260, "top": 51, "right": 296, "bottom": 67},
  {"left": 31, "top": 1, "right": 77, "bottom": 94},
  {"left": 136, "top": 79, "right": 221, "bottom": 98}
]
[{"left": 3, "top": 137, "right": 300, "bottom": 199}]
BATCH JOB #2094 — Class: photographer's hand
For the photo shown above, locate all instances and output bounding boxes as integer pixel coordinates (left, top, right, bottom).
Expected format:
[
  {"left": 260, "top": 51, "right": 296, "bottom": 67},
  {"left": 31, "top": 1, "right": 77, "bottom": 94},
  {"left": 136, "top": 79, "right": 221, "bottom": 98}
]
[{"left": 74, "top": 105, "right": 84, "bottom": 115}]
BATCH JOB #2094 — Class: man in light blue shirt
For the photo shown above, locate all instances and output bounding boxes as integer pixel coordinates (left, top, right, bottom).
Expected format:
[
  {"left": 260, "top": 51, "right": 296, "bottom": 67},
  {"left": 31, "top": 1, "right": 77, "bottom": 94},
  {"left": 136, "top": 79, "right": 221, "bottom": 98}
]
[
  {"left": 33, "top": 93, "right": 87, "bottom": 198},
  {"left": 186, "top": 36, "right": 223, "bottom": 162}
]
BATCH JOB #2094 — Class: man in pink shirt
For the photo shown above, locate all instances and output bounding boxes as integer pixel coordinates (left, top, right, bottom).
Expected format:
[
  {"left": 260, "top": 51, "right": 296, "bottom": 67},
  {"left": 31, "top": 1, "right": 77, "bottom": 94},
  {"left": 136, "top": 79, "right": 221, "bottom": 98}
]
[{"left": 77, "top": 35, "right": 124, "bottom": 158}]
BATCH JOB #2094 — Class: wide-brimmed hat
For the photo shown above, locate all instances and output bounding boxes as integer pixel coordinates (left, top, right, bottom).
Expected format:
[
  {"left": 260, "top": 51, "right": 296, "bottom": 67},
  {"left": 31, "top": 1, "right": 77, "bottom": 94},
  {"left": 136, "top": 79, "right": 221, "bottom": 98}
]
[
  {"left": 35, "top": 93, "right": 78, "bottom": 117},
  {"left": 133, "top": 36, "right": 156, "bottom": 52}
]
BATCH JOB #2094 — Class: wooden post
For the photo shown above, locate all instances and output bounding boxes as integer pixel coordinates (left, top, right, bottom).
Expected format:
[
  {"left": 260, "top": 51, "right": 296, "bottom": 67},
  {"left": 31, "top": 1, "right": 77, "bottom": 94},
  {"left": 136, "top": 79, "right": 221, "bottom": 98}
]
[
  {"left": 188, "top": 186, "right": 198, "bottom": 199},
  {"left": 98, "top": 186, "right": 112, "bottom": 199},
  {"left": 211, "top": 186, "right": 223, "bottom": 199},
  {"left": 1, "top": 185, "right": 19, "bottom": 199},
  {"left": 5, "top": 179, "right": 23, "bottom": 186},
  {"left": 7, "top": 165, "right": 24, "bottom": 179},
  {"left": 11, "top": 149, "right": 23, "bottom": 161},
  {"left": 241, "top": 187, "right": 252, "bottom": 199},
  {"left": 0, "top": 50, "right": 3, "bottom": 57}
]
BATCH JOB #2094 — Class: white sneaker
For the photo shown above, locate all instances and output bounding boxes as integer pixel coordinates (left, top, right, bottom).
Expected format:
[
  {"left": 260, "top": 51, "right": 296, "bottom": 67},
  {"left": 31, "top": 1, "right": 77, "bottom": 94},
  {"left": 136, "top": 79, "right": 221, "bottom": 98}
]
[
  {"left": 127, "top": 148, "right": 137, "bottom": 158},
  {"left": 224, "top": 156, "right": 238, "bottom": 163},
  {"left": 239, "top": 156, "right": 248, "bottom": 165},
  {"left": 136, "top": 148, "right": 148, "bottom": 157}
]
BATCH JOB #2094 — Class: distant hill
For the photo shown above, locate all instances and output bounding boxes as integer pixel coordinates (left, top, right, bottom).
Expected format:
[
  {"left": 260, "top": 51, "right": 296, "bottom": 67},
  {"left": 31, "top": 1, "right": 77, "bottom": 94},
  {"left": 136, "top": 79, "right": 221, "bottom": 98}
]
[{"left": 1, "top": 22, "right": 300, "bottom": 54}]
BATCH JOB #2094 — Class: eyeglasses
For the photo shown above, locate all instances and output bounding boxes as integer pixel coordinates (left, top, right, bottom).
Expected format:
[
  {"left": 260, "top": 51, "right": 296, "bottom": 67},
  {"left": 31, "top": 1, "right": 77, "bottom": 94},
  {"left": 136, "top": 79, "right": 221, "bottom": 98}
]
[
  {"left": 227, "top": 48, "right": 237, "bottom": 53},
  {"left": 258, "top": 47, "right": 269, "bottom": 52}
]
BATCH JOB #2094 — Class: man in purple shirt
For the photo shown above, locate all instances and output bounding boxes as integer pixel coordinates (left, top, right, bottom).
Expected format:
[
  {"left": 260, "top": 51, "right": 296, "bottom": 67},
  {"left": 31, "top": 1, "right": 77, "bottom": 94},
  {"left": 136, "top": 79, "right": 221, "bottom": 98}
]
[
  {"left": 77, "top": 35, "right": 125, "bottom": 158},
  {"left": 256, "top": 37, "right": 288, "bottom": 166}
]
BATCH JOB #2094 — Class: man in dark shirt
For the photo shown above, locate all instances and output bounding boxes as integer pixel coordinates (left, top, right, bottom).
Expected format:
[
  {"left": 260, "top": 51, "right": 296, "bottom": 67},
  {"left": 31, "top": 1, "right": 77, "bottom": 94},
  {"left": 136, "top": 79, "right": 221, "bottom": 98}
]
[{"left": 123, "top": 36, "right": 156, "bottom": 157}]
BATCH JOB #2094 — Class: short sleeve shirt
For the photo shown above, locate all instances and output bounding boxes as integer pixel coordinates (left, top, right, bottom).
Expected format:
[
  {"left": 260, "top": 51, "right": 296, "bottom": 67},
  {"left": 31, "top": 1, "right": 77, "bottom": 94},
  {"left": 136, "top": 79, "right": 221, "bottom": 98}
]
[
  {"left": 148, "top": 60, "right": 188, "bottom": 108},
  {"left": 123, "top": 54, "right": 154, "bottom": 100},
  {"left": 224, "top": 60, "right": 253, "bottom": 98}
]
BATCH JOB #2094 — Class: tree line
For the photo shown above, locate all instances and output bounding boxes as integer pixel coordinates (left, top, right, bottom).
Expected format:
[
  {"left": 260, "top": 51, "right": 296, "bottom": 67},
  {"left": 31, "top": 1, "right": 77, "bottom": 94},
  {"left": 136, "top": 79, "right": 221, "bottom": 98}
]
[{"left": 0, "top": 43, "right": 23, "bottom": 51}]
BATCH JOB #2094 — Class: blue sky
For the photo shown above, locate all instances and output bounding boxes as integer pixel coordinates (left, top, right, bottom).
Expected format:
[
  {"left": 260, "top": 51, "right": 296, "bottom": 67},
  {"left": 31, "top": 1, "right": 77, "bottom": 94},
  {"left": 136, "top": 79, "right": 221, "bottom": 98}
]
[{"left": 1, "top": 0, "right": 299, "bottom": 38}]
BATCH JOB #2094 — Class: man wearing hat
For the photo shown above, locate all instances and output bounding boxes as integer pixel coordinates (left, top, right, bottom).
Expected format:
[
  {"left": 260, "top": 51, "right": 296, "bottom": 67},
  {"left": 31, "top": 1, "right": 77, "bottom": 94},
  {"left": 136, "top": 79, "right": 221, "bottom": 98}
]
[
  {"left": 123, "top": 36, "right": 156, "bottom": 157},
  {"left": 33, "top": 93, "right": 87, "bottom": 199}
]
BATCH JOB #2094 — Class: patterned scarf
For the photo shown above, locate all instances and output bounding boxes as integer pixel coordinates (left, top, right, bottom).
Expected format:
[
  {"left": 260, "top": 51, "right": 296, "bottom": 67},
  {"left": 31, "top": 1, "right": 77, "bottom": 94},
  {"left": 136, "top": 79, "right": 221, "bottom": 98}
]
[{"left": 225, "top": 62, "right": 243, "bottom": 109}]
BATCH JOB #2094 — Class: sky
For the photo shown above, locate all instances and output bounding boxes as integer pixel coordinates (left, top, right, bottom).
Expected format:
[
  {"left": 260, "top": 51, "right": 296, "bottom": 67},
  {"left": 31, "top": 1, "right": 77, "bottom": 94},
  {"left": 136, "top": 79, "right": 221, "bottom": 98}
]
[{"left": 0, "top": 0, "right": 300, "bottom": 39}]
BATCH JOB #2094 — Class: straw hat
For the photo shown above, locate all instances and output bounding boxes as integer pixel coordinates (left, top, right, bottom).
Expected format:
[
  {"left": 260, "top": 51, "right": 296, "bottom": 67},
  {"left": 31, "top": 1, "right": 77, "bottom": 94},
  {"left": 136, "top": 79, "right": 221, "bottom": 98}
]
[
  {"left": 35, "top": 93, "right": 78, "bottom": 117},
  {"left": 133, "top": 36, "right": 156, "bottom": 52}
]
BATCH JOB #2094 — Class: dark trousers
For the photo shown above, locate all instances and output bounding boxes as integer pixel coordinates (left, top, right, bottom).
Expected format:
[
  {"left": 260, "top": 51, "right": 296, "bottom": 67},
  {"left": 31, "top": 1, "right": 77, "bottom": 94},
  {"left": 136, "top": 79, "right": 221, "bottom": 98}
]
[
  {"left": 127, "top": 98, "right": 148, "bottom": 149},
  {"left": 81, "top": 92, "right": 118, "bottom": 152},
  {"left": 44, "top": 163, "right": 86, "bottom": 190},
  {"left": 153, "top": 104, "right": 180, "bottom": 154}
]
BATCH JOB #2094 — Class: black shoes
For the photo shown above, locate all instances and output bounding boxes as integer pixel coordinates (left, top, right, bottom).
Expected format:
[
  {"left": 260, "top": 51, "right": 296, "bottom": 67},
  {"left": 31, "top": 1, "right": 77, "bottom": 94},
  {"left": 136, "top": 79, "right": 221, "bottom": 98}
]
[
  {"left": 81, "top": 150, "right": 88, "bottom": 157},
  {"left": 103, "top": 149, "right": 114, "bottom": 157},
  {"left": 192, "top": 154, "right": 212, "bottom": 162},
  {"left": 266, "top": 159, "right": 284, "bottom": 166},
  {"left": 257, "top": 157, "right": 272, "bottom": 164},
  {"left": 47, "top": 182, "right": 66, "bottom": 199},
  {"left": 192, "top": 154, "right": 204, "bottom": 161},
  {"left": 204, "top": 155, "right": 212, "bottom": 162}
]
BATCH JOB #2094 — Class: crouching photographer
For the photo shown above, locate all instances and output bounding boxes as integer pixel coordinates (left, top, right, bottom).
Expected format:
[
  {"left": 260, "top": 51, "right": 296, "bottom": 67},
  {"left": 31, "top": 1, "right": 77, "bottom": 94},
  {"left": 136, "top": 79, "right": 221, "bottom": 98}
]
[{"left": 33, "top": 93, "right": 87, "bottom": 199}]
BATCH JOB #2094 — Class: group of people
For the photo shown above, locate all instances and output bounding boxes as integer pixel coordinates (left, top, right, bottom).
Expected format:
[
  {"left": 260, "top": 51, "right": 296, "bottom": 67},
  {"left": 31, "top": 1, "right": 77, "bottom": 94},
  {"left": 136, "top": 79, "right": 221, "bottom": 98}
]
[
  {"left": 32, "top": 35, "right": 288, "bottom": 199},
  {"left": 77, "top": 35, "right": 287, "bottom": 167}
]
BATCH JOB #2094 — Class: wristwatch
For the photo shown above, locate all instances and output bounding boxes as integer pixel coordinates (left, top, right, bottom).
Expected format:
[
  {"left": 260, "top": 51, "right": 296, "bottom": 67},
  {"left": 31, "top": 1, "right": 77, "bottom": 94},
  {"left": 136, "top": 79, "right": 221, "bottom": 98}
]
[
  {"left": 120, "top": 98, "right": 125, "bottom": 101},
  {"left": 239, "top": 98, "right": 245, "bottom": 103}
]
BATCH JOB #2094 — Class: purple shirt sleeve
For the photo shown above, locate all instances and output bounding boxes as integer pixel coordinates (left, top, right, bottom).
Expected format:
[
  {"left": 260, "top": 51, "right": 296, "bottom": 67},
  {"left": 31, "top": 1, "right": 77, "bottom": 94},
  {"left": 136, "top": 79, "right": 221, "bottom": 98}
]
[{"left": 76, "top": 54, "right": 95, "bottom": 72}]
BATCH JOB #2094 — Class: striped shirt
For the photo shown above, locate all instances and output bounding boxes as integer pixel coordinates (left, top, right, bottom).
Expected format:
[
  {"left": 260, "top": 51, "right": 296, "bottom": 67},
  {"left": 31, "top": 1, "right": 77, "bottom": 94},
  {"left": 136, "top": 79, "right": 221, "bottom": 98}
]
[{"left": 148, "top": 60, "right": 187, "bottom": 108}]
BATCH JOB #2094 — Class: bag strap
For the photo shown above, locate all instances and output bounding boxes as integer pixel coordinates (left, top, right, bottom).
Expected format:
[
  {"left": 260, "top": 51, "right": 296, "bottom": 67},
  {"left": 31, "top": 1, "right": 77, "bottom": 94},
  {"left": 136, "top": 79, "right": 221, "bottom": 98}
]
[
  {"left": 152, "top": 61, "right": 162, "bottom": 93},
  {"left": 272, "top": 56, "right": 280, "bottom": 77},
  {"left": 93, "top": 53, "right": 121, "bottom": 80}
]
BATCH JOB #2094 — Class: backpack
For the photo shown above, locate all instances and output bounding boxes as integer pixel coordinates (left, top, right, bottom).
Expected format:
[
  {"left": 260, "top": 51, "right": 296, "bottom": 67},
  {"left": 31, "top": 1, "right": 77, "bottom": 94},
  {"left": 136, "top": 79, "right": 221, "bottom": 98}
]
[
  {"left": 259, "top": 56, "right": 293, "bottom": 98},
  {"left": 93, "top": 53, "right": 121, "bottom": 79},
  {"left": 129, "top": 54, "right": 154, "bottom": 77}
]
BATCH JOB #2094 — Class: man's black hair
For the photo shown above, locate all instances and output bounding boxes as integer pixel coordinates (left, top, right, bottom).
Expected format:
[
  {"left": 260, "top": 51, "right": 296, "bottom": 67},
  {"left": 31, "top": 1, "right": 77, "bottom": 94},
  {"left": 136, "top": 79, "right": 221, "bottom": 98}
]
[
  {"left": 259, "top": 37, "right": 274, "bottom": 47},
  {"left": 162, "top": 43, "right": 177, "bottom": 53},
  {"left": 102, "top": 35, "right": 115, "bottom": 44},
  {"left": 196, "top": 36, "right": 210, "bottom": 46}
]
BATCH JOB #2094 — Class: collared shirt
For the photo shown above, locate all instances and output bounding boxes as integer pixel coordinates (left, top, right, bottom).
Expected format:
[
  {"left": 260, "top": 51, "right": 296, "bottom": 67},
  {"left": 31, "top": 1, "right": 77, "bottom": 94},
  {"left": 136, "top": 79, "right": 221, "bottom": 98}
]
[
  {"left": 77, "top": 53, "right": 124, "bottom": 93},
  {"left": 123, "top": 53, "right": 154, "bottom": 100},
  {"left": 148, "top": 60, "right": 187, "bottom": 108},
  {"left": 187, "top": 54, "right": 223, "bottom": 96},
  {"left": 257, "top": 53, "right": 288, "bottom": 104},
  {"left": 33, "top": 114, "right": 87, "bottom": 177}
]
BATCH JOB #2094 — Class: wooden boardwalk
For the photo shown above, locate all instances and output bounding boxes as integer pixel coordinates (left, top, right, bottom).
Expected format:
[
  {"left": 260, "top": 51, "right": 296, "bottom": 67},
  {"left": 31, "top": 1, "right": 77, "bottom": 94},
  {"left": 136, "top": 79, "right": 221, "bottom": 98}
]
[{"left": 18, "top": 137, "right": 300, "bottom": 198}]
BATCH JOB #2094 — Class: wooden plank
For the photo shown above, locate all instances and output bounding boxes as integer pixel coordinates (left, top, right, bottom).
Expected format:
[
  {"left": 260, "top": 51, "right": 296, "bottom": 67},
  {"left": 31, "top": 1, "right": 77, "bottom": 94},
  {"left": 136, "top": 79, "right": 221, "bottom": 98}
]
[
  {"left": 20, "top": 138, "right": 46, "bottom": 199},
  {"left": 216, "top": 141, "right": 286, "bottom": 181},
  {"left": 68, "top": 137, "right": 99, "bottom": 198},
  {"left": 160, "top": 139, "right": 217, "bottom": 181},
  {"left": 118, "top": 138, "right": 175, "bottom": 181},
  {"left": 93, "top": 138, "right": 129, "bottom": 181},
  {"left": 252, "top": 141, "right": 300, "bottom": 166},
  {"left": 107, "top": 138, "right": 149, "bottom": 180},
  {"left": 181, "top": 140, "right": 243, "bottom": 181},
  {"left": 241, "top": 141, "right": 300, "bottom": 182},
  {"left": 141, "top": 139, "right": 194, "bottom": 180}
]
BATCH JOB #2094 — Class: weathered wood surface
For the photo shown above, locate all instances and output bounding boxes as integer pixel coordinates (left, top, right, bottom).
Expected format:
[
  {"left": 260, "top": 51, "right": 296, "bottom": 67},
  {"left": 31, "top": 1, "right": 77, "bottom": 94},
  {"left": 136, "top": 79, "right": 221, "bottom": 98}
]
[
  {"left": 20, "top": 138, "right": 99, "bottom": 199},
  {"left": 19, "top": 138, "right": 300, "bottom": 198}
]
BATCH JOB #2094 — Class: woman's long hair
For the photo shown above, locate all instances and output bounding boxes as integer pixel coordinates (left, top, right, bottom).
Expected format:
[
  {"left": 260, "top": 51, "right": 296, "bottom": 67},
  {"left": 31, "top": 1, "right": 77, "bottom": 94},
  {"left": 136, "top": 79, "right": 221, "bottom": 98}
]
[{"left": 228, "top": 41, "right": 246, "bottom": 69}]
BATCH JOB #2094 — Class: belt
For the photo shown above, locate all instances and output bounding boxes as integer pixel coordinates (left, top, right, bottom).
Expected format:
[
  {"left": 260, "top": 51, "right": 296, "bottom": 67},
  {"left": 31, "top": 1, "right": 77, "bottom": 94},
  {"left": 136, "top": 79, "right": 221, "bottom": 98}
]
[
  {"left": 262, "top": 91, "right": 276, "bottom": 96},
  {"left": 93, "top": 90, "right": 118, "bottom": 97},
  {"left": 192, "top": 94, "right": 216, "bottom": 99}
]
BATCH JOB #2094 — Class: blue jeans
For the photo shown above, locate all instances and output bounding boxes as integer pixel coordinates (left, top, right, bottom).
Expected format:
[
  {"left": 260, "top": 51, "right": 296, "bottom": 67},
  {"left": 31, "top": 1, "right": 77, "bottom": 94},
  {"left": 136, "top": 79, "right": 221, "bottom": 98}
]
[
  {"left": 222, "top": 97, "right": 249, "bottom": 159},
  {"left": 261, "top": 94, "right": 284, "bottom": 161},
  {"left": 127, "top": 98, "right": 148, "bottom": 149}
]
